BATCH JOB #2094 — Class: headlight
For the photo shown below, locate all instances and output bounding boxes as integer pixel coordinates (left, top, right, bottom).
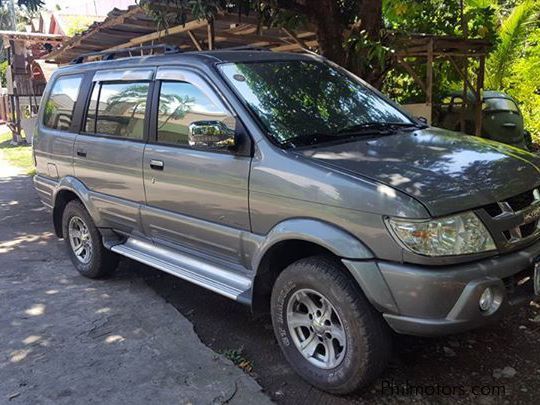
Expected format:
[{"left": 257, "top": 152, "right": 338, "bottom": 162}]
[{"left": 387, "top": 212, "right": 496, "bottom": 256}]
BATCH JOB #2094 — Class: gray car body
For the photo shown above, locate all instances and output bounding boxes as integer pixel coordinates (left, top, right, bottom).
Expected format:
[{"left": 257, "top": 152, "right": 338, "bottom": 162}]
[{"left": 33, "top": 50, "right": 540, "bottom": 336}]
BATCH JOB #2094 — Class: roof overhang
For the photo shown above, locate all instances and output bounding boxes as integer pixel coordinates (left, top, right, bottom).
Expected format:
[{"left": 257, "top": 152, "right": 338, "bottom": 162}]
[
  {"left": 0, "top": 30, "right": 67, "bottom": 44},
  {"left": 45, "top": 5, "right": 318, "bottom": 64}
]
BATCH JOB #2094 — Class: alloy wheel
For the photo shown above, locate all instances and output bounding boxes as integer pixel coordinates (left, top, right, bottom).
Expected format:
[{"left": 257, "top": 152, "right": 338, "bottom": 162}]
[{"left": 286, "top": 288, "right": 347, "bottom": 369}]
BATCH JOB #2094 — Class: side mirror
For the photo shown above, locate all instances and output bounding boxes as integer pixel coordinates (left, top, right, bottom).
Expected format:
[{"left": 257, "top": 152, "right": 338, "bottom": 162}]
[
  {"left": 188, "top": 121, "right": 236, "bottom": 149},
  {"left": 416, "top": 116, "right": 428, "bottom": 124}
]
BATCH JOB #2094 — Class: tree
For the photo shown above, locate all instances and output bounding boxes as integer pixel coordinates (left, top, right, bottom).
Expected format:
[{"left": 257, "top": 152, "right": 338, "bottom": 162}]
[{"left": 138, "top": 0, "right": 384, "bottom": 82}]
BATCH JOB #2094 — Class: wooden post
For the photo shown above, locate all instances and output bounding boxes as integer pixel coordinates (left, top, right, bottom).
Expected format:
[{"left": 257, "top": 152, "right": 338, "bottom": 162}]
[
  {"left": 282, "top": 28, "right": 308, "bottom": 50},
  {"left": 475, "top": 55, "right": 485, "bottom": 137},
  {"left": 207, "top": 19, "right": 215, "bottom": 50},
  {"left": 426, "top": 39, "right": 434, "bottom": 107},
  {"left": 461, "top": 57, "right": 468, "bottom": 132},
  {"left": 187, "top": 30, "right": 203, "bottom": 51}
]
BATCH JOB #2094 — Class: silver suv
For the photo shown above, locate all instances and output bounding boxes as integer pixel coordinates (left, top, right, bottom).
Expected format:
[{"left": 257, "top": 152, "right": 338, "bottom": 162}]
[{"left": 33, "top": 48, "right": 540, "bottom": 394}]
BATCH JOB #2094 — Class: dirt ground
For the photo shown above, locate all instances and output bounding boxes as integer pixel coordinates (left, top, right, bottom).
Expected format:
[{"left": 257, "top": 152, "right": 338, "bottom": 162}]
[
  {"left": 3, "top": 168, "right": 539, "bottom": 404},
  {"left": 0, "top": 173, "right": 270, "bottom": 404},
  {"left": 142, "top": 267, "right": 540, "bottom": 405}
]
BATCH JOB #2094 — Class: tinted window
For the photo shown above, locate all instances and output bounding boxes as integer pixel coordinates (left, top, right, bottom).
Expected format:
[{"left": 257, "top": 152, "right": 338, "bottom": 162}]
[
  {"left": 220, "top": 61, "right": 411, "bottom": 145},
  {"left": 483, "top": 98, "right": 519, "bottom": 112},
  {"left": 156, "top": 81, "right": 235, "bottom": 146},
  {"left": 85, "top": 83, "right": 98, "bottom": 133},
  {"left": 43, "top": 75, "right": 82, "bottom": 131},
  {"left": 85, "top": 81, "right": 149, "bottom": 139}
]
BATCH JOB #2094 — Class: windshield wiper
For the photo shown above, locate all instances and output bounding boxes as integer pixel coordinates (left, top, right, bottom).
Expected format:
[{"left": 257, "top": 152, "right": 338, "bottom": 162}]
[
  {"left": 337, "top": 122, "right": 420, "bottom": 135},
  {"left": 282, "top": 121, "right": 422, "bottom": 148},
  {"left": 282, "top": 132, "right": 339, "bottom": 148}
]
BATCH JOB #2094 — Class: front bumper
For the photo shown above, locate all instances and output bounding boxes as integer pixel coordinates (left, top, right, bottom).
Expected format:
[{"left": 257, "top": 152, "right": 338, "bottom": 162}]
[{"left": 343, "top": 239, "right": 540, "bottom": 337}]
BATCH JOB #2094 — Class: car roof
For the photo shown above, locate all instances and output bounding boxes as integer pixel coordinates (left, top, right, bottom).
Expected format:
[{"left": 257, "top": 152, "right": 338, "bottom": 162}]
[
  {"left": 53, "top": 50, "right": 321, "bottom": 76},
  {"left": 447, "top": 90, "right": 515, "bottom": 101}
]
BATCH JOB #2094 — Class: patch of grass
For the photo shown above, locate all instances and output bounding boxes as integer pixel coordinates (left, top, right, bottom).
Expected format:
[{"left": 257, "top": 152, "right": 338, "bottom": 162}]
[
  {"left": 221, "top": 348, "right": 254, "bottom": 373},
  {"left": 0, "top": 128, "right": 35, "bottom": 175}
]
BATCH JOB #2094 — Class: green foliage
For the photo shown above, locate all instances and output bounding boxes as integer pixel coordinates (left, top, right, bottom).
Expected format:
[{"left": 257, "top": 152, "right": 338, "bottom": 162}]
[
  {"left": 0, "top": 59, "right": 8, "bottom": 86},
  {"left": 486, "top": 0, "right": 539, "bottom": 89},
  {"left": 64, "top": 16, "right": 100, "bottom": 37},
  {"left": 384, "top": 0, "right": 497, "bottom": 40},
  {"left": 505, "top": 28, "right": 540, "bottom": 140}
]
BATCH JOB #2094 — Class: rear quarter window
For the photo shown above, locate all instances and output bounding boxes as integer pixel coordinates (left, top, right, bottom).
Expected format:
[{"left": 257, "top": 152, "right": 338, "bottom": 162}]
[{"left": 42, "top": 75, "right": 83, "bottom": 131}]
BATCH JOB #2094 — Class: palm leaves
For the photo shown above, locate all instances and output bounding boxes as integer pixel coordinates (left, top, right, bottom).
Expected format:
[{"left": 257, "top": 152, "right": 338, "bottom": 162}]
[{"left": 486, "top": 0, "right": 540, "bottom": 89}]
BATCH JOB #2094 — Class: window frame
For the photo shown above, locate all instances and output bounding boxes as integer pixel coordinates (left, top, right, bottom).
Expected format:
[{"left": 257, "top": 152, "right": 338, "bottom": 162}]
[
  {"left": 80, "top": 77, "right": 154, "bottom": 143},
  {"left": 41, "top": 73, "right": 84, "bottom": 133},
  {"left": 149, "top": 67, "right": 248, "bottom": 156}
]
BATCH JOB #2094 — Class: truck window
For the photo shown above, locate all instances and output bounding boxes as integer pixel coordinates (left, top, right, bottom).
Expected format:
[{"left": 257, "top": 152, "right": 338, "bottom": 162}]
[
  {"left": 42, "top": 75, "right": 83, "bottom": 131},
  {"left": 156, "top": 81, "right": 235, "bottom": 146},
  {"left": 84, "top": 81, "right": 149, "bottom": 140}
]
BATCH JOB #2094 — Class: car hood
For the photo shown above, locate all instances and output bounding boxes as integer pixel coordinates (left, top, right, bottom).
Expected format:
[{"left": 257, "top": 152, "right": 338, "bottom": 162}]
[{"left": 295, "top": 128, "right": 540, "bottom": 217}]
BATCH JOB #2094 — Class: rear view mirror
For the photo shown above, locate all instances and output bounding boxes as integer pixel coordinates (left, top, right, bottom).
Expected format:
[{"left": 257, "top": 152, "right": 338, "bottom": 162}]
[{"left": 188, "top": 121, "right": 236, "bottom": 149}]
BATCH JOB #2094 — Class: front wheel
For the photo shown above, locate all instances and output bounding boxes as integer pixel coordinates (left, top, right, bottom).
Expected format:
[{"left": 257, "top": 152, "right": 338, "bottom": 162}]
[{"left": 271, "top": 256, "right": 392, "bottom": 394}]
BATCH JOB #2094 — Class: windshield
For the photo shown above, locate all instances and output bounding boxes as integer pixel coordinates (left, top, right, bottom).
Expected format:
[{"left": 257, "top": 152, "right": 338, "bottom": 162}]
[
  {"left": 219, "top": 60, "right": 413, "bottom": 146},
  {"left": 483, "top": 98, "right": 519, "bottom": 112}
]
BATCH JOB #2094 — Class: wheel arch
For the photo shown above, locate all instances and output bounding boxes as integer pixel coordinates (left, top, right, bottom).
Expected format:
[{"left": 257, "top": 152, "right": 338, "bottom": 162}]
[
  {"left": 250, "top": 219, "right": 374, "bottom": 314},
  {"left": 52, "top": 177, "right": 97, "bottom": 238}
]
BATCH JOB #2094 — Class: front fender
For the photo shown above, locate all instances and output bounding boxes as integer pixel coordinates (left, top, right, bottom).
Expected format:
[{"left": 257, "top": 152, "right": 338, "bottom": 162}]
[{"left": 251, "top": 218, "right": 373, "bottom": 271}]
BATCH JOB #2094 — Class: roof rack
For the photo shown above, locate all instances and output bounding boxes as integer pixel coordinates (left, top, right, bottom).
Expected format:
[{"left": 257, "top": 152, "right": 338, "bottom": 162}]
[
  {"left": 221, "top": 45, "right": 271, "bottom": 52},
  {"left": 70, "top": 44, "right": 181, "bottom": 64}
]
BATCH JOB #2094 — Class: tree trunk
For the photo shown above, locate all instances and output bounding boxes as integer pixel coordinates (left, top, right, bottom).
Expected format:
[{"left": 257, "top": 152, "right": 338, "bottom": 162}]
[
  {"left": 360, "top": 0, "right": 382, "bottom": 40},
  {"left": 310, "top": 0, "right": 347, "bottom": 67}
]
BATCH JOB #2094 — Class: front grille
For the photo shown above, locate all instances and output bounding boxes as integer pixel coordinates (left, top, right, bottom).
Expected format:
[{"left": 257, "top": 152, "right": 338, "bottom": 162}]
[
  {"left": 480, "top": 188, "right": 540, "bottom": 248},
  {"left": 507, "top": 190, "right": 535, "bottom": 211}
]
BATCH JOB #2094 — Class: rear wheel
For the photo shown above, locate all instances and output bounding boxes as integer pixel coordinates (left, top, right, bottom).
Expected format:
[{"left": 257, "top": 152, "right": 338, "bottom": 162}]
[
  {"left": 62, "top": 200, "right": 119, "bottom": 278},
  {"left": 271, "top": 256, "right": 392, "bottom": 394}
]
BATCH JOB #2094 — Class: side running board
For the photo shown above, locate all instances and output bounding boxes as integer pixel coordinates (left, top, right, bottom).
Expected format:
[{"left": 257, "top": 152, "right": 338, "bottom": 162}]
[{"left": 111, "top": 238, "right": 252, "bottom": 304}]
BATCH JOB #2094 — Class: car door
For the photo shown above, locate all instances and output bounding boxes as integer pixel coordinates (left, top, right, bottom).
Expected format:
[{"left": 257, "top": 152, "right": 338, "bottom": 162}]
[
  {"left": 73, "top": 68, "right": 154, "bottom": 234},
  {"left": 141, "top": 67, "right": 252, "bottom": 263}
]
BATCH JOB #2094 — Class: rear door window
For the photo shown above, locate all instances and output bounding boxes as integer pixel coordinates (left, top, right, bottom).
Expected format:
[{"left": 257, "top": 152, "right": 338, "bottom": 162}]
[
  {"left": 43, "top": 75, "right": 82, "bottom": 131},
  {"left": 84, "top": 81, "right": 149, "bottom": 140}
]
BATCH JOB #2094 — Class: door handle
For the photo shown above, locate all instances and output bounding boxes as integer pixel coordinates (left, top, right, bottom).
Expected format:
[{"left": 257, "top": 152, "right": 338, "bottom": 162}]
[
  {"left": 76, "top": 150, "right": 87, "bottom": 158},
  {"left": 150, "top": 159, "right": 164, "bottom": 170}
]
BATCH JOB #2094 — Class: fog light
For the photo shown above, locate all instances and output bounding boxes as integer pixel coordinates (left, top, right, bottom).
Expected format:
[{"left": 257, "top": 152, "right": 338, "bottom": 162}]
[{"left": 479, "top": 287, "right": 494, "bottom": 311}]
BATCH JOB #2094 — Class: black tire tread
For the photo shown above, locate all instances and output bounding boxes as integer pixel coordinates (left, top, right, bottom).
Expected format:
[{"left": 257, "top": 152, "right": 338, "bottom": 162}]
[{"left": 271, "top": 255, "right": 392, "bottom": 394}]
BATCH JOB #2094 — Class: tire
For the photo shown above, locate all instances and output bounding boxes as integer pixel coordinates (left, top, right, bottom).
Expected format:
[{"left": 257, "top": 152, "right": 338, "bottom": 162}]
[
  {"left": 271, "top": 255, "right": 392, "bottom": 394},
  {"left": 61, "top": 200, "right": 119, "bottom": 278}
]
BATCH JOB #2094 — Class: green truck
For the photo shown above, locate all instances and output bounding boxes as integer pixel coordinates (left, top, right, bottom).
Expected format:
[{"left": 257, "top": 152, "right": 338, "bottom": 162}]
[{"left": 435, "top": 91, "right": 532, "bottom": 150}]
